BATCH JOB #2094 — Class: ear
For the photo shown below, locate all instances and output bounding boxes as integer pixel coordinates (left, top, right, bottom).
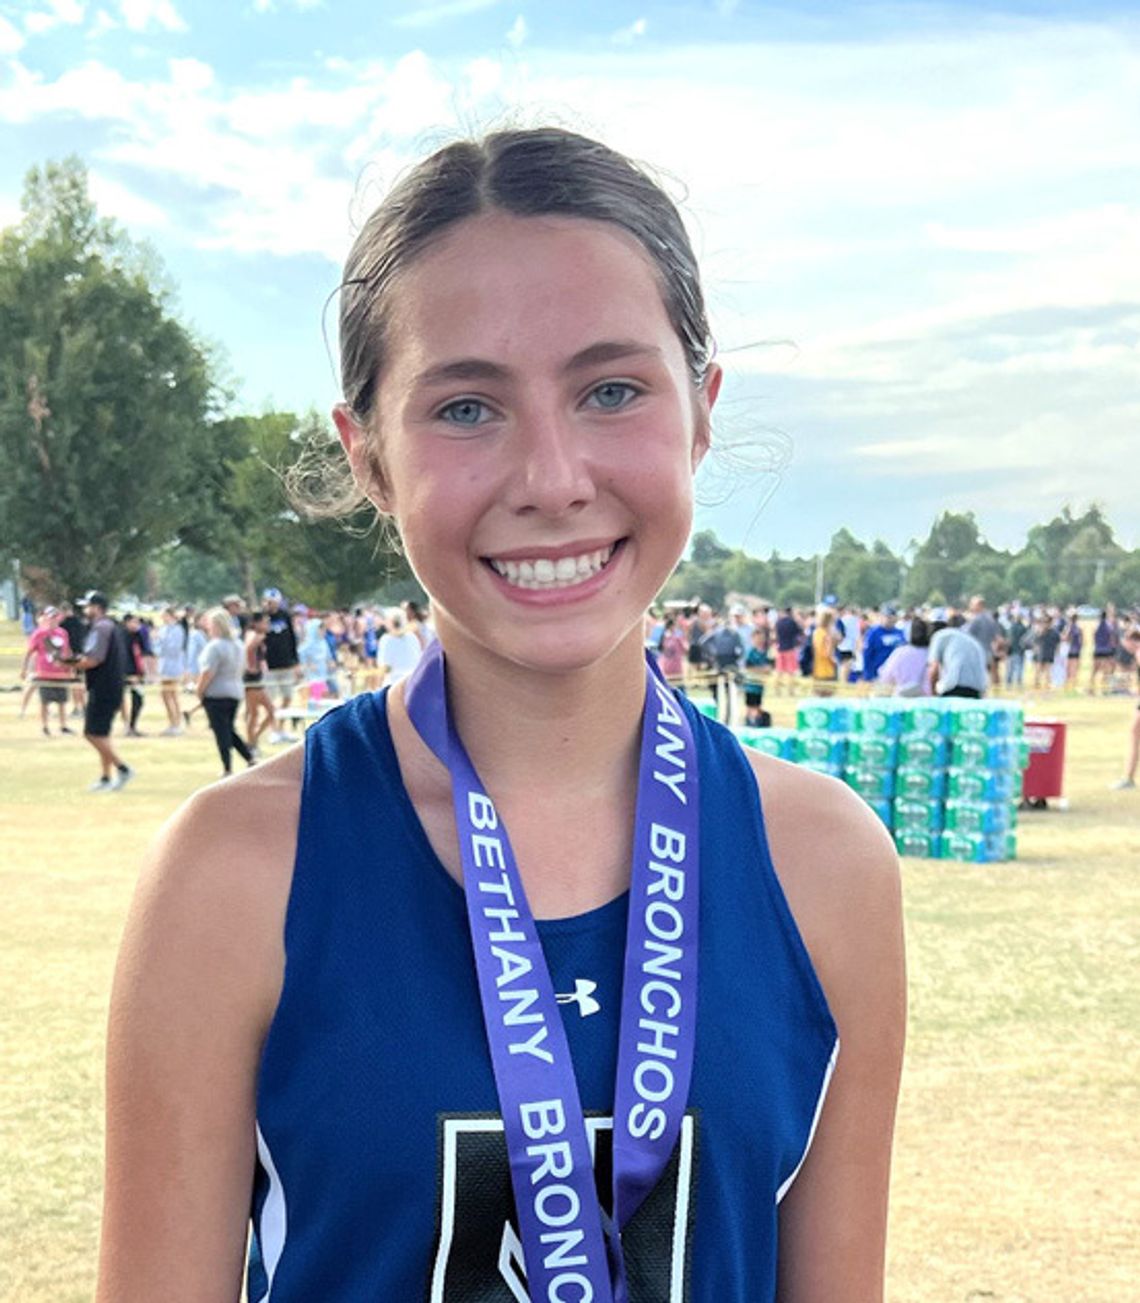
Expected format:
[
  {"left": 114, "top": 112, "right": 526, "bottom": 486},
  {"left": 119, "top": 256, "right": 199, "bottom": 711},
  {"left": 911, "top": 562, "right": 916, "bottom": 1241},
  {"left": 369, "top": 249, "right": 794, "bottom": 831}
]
[
  {"left": 690, "top": 362, "right": 722, "bottom": 472},
  {"left": 332, "top": 402, "right": 393, "bottom": 514}
]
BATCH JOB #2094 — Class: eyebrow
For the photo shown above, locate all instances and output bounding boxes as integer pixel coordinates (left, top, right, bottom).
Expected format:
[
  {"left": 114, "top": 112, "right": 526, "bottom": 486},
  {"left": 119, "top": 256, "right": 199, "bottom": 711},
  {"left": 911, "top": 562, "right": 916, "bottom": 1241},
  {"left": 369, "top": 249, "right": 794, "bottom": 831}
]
[{"left": 412, "top": 340, "right": 664, "bottom": 388}]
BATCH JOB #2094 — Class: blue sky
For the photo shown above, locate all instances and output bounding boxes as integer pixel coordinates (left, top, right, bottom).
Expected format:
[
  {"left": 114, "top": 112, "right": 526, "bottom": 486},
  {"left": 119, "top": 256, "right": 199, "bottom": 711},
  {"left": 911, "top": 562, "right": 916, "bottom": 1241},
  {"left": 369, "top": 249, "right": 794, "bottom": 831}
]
[{"left": 1, "top": 0, "right": 1137, "bottom": 556}]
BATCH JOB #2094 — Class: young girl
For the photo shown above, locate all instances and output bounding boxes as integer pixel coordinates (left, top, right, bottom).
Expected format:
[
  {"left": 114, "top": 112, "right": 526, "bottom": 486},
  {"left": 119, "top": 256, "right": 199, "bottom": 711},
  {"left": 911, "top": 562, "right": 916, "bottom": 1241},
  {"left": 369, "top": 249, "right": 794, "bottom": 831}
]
[
  {"left": 98, "top": 128, "right": 905, "bottom": 1301},
  {"left": 242, "top": 610, "right": 276, "bottom": 755}
]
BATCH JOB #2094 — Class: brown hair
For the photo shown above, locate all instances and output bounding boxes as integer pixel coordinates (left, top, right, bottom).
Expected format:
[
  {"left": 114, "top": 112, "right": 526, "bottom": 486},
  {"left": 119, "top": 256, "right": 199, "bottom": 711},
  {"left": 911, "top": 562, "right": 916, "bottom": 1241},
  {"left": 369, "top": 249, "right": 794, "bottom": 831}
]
[{"left": 293, "top": 127, "right": 714, "bottom": 521}]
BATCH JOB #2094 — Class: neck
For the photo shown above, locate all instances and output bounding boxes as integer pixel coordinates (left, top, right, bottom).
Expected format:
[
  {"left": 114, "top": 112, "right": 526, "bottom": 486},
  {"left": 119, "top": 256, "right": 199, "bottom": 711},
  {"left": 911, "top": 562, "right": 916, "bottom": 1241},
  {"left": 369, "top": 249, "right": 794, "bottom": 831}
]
[{"left": 430, "top": 624, "right": 649, "bottom": 800}]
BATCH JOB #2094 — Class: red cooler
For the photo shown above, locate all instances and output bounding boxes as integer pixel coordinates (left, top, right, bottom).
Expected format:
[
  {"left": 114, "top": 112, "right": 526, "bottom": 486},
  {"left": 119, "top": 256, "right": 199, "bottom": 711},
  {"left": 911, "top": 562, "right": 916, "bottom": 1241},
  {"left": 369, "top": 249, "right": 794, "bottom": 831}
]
[{"left": 1023, "top": 719, "right": 1066, "bottom": 802}]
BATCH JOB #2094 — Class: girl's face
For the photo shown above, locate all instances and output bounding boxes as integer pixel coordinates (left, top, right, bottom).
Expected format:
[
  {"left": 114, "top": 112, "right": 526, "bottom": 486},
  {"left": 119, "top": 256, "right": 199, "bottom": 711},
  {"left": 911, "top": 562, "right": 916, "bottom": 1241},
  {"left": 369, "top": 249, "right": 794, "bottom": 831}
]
[{"left": 336, "top": 212, "right": 720, "bottom": 676}]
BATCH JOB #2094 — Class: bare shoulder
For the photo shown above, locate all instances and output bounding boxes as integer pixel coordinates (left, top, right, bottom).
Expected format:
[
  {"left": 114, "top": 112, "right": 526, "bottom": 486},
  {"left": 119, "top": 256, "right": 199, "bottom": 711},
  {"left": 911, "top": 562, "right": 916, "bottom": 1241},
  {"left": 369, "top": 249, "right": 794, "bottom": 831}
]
[
  {"left": 740, "top": 749, "right": 903, "bottom": 1017},
  {"left": 98, "top": 747, "right": 306, "bottom": 1298},
  {"left": 121, "top": 744, "right": 305, "bottom": 1031}
]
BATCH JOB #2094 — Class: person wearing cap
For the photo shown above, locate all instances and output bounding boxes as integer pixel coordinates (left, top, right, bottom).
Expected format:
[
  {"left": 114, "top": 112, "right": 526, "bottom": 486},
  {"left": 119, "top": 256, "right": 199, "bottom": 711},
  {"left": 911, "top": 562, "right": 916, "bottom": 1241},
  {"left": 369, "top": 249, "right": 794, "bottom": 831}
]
[
  {"left": 861, "top": 605, "right": 907, "bottom": 683},
  {"left": 221, "top": 594, "right": 248, "bottom": 637},
  {"left": 75, "top": 591, "right": 134, "bottom": 792},
  {"left": 261, "top": 588, "right": 301, "bottom": 742},
  {"left": 20, "top": 605, "right": 75, "bottom": 736}
]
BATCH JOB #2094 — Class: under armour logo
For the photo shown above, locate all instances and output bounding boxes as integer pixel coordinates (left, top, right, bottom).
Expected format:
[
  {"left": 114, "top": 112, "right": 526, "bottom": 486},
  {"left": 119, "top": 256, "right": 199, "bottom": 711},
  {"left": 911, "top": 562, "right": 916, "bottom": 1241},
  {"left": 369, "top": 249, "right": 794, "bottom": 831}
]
[{"left": 555, "top": 979, "right": 600, "bottom": 1017}]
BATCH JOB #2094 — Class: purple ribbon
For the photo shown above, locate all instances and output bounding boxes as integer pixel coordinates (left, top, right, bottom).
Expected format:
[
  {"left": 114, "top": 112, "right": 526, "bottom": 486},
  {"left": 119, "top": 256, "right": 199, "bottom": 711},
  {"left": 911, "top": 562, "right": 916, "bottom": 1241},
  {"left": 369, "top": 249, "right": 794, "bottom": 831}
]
[{"left": 404, "top": 641, "right": 699, "bottom": 1302}]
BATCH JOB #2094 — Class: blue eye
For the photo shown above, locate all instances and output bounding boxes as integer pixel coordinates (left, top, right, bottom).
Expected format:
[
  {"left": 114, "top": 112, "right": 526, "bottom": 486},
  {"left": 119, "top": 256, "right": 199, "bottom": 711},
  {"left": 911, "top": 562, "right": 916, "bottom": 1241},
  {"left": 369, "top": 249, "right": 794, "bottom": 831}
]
[
  {"left": 588, "top": 382, "right": 638, "bottom": 410},
  {"left": 438, "top": 398, "right": 489, "bottom": 425}
]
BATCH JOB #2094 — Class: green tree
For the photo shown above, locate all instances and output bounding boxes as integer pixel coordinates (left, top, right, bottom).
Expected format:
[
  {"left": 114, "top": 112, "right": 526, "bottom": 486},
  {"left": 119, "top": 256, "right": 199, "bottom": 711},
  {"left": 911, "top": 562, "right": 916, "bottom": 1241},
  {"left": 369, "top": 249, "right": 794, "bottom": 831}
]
[
  {"left": 904, "top": 511, "right": 985, "bottom": 605},
  {"left": 1054, "top": 523, "right": 1124, "bottom": 602},
  {"left": 0, "top": 158, "right": 221, "bottom": 601},
  {"left": 661, "top": 561, "right": 726, "bottom": 610},
  {"left": 150, "top": 543, "right": 244, "bottom": 606},
  {"left": 1092, "top": 553, "right": 1140, "bottom": 610},
  {"left": 1007, "top": 554, "right": 1048, "bottom": 605},
  {"left": 204, "top": 409, "right": 410, "bottom": 609},
  {"left": 689, "top": 529, "right": 731, "bottom": 566},
  {"left": 1024, "top": 504, "right": 1119, "bottom": 593},
  {"left": 777, "top": 580, "right": 815, "bottom": 608},
  {"left": 721, "top": 550, "right": 774, "bottom": 600}
]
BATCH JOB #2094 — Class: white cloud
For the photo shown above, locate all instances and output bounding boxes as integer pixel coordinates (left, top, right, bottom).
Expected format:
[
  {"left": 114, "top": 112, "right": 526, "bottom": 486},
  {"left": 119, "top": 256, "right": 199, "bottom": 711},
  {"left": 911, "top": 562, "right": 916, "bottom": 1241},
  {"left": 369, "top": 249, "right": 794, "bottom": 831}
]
[
  {"left": 24, "top": 0, "right": 85, "bottom": 36},
  {"left": 252, "top": 0, "right": 323, "bottom": 11},
  {"left": 88, "top": 171, "right": 169, "bottom": 228},
  {"left": 88, "top": 8, "right": 117, "bottom": 36},
  {"left": 0, "top": 15, "right": 26, "bottom": 52},
  {"left": 2, "top": 10, "right": 1131, "bottom": 547},
  {"left": 0, "top": 59, "right": 141, "bottom": 126},
  {"left": 119, "top": 0, "right": 186, "bottom": 34},
  {"left": 392, "top": 0, "right": 504, "bottom": 30},
  {"left": 465, "top": 56, "right": 502, "bottom": 101},
  {"left": 168, "top": 56, "right": 214, "bottom": 92},
  {"left": 2, "top": 13, "right": 1137, "bottom": 434},
  {"left": 612, "top": 17, "right": 647, "bottom": 45},
  {"left": 0, "top": 194, "right": 21, "bottom": 231}
]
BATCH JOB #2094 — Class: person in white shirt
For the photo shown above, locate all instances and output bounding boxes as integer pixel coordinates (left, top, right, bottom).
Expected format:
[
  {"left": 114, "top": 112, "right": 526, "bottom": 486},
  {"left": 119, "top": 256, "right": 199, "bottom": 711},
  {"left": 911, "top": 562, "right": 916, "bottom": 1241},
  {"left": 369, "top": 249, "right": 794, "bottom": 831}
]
[{"left": 378, "top": 607, "right": 423, "bottom": 684}]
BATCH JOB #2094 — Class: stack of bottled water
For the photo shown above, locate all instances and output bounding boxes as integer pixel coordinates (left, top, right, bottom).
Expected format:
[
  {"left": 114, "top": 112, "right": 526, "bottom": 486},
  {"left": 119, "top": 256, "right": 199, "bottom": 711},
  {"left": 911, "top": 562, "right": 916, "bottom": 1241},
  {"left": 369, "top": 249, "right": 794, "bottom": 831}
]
[
  {"left": 735, "top": 696, "right": 1028, "bottom": 863},
  {"left": 936, "top": 700, "right": 1027, "bottom": 861}
]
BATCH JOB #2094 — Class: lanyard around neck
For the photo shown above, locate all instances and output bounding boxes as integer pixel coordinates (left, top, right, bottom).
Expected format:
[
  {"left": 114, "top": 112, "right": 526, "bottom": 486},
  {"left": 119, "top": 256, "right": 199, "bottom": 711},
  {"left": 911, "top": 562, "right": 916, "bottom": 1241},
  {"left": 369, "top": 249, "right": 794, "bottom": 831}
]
[{"left": 404, "top": 641, "right": 700, "bottom": 1302}]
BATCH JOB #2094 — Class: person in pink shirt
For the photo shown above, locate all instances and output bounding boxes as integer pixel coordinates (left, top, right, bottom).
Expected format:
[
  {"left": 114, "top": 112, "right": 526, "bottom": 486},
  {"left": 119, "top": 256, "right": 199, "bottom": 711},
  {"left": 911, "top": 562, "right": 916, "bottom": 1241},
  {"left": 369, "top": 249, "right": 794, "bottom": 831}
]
[
  {"left": 656, "top": 613, "right": 686, "bottom": 680},
  {"left": 20, "top": 605, "right": 76, "bottom": 736},
  {"left": 876, "top": 616, "right": 932, "bottom": 696}
]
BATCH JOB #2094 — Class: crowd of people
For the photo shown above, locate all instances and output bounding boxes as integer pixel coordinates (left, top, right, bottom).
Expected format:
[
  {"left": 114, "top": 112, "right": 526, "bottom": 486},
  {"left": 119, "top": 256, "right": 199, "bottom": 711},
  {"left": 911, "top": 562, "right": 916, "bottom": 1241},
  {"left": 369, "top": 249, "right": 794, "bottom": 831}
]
[
  {"left": 648, "top": 596, "right": 1140, "bottom": 698},
  {"left": 17, "top": 588, "right": 434, "bottom": 789},
  {"left": 646, "top": 595, "right": 1140, "bottom": 790},
  {"left": 17, "top": 588, "right": 1140, "bottom": 794}
]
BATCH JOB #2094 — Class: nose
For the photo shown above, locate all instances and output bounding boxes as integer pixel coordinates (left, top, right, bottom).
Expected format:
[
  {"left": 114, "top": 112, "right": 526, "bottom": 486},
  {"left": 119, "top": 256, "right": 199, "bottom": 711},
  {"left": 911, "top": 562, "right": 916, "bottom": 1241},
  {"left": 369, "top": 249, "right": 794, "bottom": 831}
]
[{"left": 504, "top": 409, "right": 597, "bottom": 518}]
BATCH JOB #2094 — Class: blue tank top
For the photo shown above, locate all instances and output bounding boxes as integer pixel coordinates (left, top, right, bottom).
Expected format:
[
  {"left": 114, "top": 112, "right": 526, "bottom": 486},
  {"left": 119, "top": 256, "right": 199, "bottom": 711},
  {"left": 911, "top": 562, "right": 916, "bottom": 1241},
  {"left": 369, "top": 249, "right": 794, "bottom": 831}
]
[{"left": 249, "top": 689, "right": 838, "bottom": 1301}]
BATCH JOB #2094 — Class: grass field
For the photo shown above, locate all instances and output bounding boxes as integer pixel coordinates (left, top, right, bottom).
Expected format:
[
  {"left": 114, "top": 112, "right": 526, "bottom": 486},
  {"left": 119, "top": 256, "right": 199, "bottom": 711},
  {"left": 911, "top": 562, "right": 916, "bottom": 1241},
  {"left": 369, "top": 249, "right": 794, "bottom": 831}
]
[{"left": 1, "top": 624, "right": 1138, "bottom": 1301}]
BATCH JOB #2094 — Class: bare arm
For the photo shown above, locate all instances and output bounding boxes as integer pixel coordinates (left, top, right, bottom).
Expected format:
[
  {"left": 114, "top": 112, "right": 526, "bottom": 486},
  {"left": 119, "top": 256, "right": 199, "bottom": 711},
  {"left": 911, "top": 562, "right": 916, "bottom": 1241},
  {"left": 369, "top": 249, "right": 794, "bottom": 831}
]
[
  {"left": 97, "top": 754, "right": 300, "bottom": 1302},
  {"left": 749, "top": 756, "right": 906, "bottom": 1302}
]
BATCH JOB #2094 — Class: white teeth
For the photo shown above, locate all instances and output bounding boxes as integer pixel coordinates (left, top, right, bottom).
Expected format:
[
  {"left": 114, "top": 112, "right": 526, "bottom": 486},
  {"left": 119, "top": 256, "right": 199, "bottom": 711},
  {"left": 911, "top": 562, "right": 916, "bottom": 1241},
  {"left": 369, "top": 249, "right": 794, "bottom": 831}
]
[{"left": 488, "top": 544, "right": 617, "bottom": 590}]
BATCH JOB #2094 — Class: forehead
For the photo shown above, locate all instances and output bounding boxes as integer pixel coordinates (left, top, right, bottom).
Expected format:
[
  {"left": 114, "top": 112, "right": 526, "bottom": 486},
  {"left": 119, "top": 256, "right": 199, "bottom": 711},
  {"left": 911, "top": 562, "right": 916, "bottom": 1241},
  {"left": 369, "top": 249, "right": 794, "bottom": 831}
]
[{"left": 384, "top": 212, "right": 680, "bottom": 374}]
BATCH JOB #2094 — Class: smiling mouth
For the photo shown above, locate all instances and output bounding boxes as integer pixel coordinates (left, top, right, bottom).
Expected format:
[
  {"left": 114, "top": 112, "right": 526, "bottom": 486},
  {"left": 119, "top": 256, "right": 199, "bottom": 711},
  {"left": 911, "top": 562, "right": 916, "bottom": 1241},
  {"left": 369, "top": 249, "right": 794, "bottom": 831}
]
[{"left": 484, "top": 541, "right": 622, "bottom": 590}]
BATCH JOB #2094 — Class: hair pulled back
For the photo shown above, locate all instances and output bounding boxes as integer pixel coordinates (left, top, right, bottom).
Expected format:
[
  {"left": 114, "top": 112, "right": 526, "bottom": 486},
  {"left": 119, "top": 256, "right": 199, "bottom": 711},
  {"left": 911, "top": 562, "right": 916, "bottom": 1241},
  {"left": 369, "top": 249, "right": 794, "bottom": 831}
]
[
  {"left": 340, "top": 127, "right": 714, "bottom": 424},
  {"left": 292, "top": 128, "right": 715, "bottom": 523}
]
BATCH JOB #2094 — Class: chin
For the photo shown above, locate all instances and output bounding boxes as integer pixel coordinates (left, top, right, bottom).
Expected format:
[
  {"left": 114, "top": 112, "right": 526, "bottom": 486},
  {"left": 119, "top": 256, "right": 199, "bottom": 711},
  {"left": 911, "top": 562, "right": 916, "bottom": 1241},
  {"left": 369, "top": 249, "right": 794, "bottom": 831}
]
[{"left": 471, "top": 622, "right": 644, "bottom": 679}]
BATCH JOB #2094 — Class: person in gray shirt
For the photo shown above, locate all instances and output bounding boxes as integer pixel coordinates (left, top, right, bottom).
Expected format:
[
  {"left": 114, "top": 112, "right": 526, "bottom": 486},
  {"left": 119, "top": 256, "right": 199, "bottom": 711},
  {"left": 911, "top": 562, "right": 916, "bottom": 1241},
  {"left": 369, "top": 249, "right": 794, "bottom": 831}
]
[
  {"left": 965, "top": 594, "right": 1002, "bottom": 661},
  {"left": 197, "top": 607, "right": 256, "bottom": 776},
  {"left": 928, "top": 616, "right": 989, "bottom": 698}
]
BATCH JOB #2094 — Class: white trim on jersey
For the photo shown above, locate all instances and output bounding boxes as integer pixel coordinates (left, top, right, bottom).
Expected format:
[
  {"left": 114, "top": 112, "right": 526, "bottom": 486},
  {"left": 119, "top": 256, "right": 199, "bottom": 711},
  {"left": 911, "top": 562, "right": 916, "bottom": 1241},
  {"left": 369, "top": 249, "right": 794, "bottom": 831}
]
[
  {"left": 255, "top": 1123, "right": 288, "bottom": 1301},
  {"left": 776, "top": 1036, "right": 840, "bottom": 1205}
]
